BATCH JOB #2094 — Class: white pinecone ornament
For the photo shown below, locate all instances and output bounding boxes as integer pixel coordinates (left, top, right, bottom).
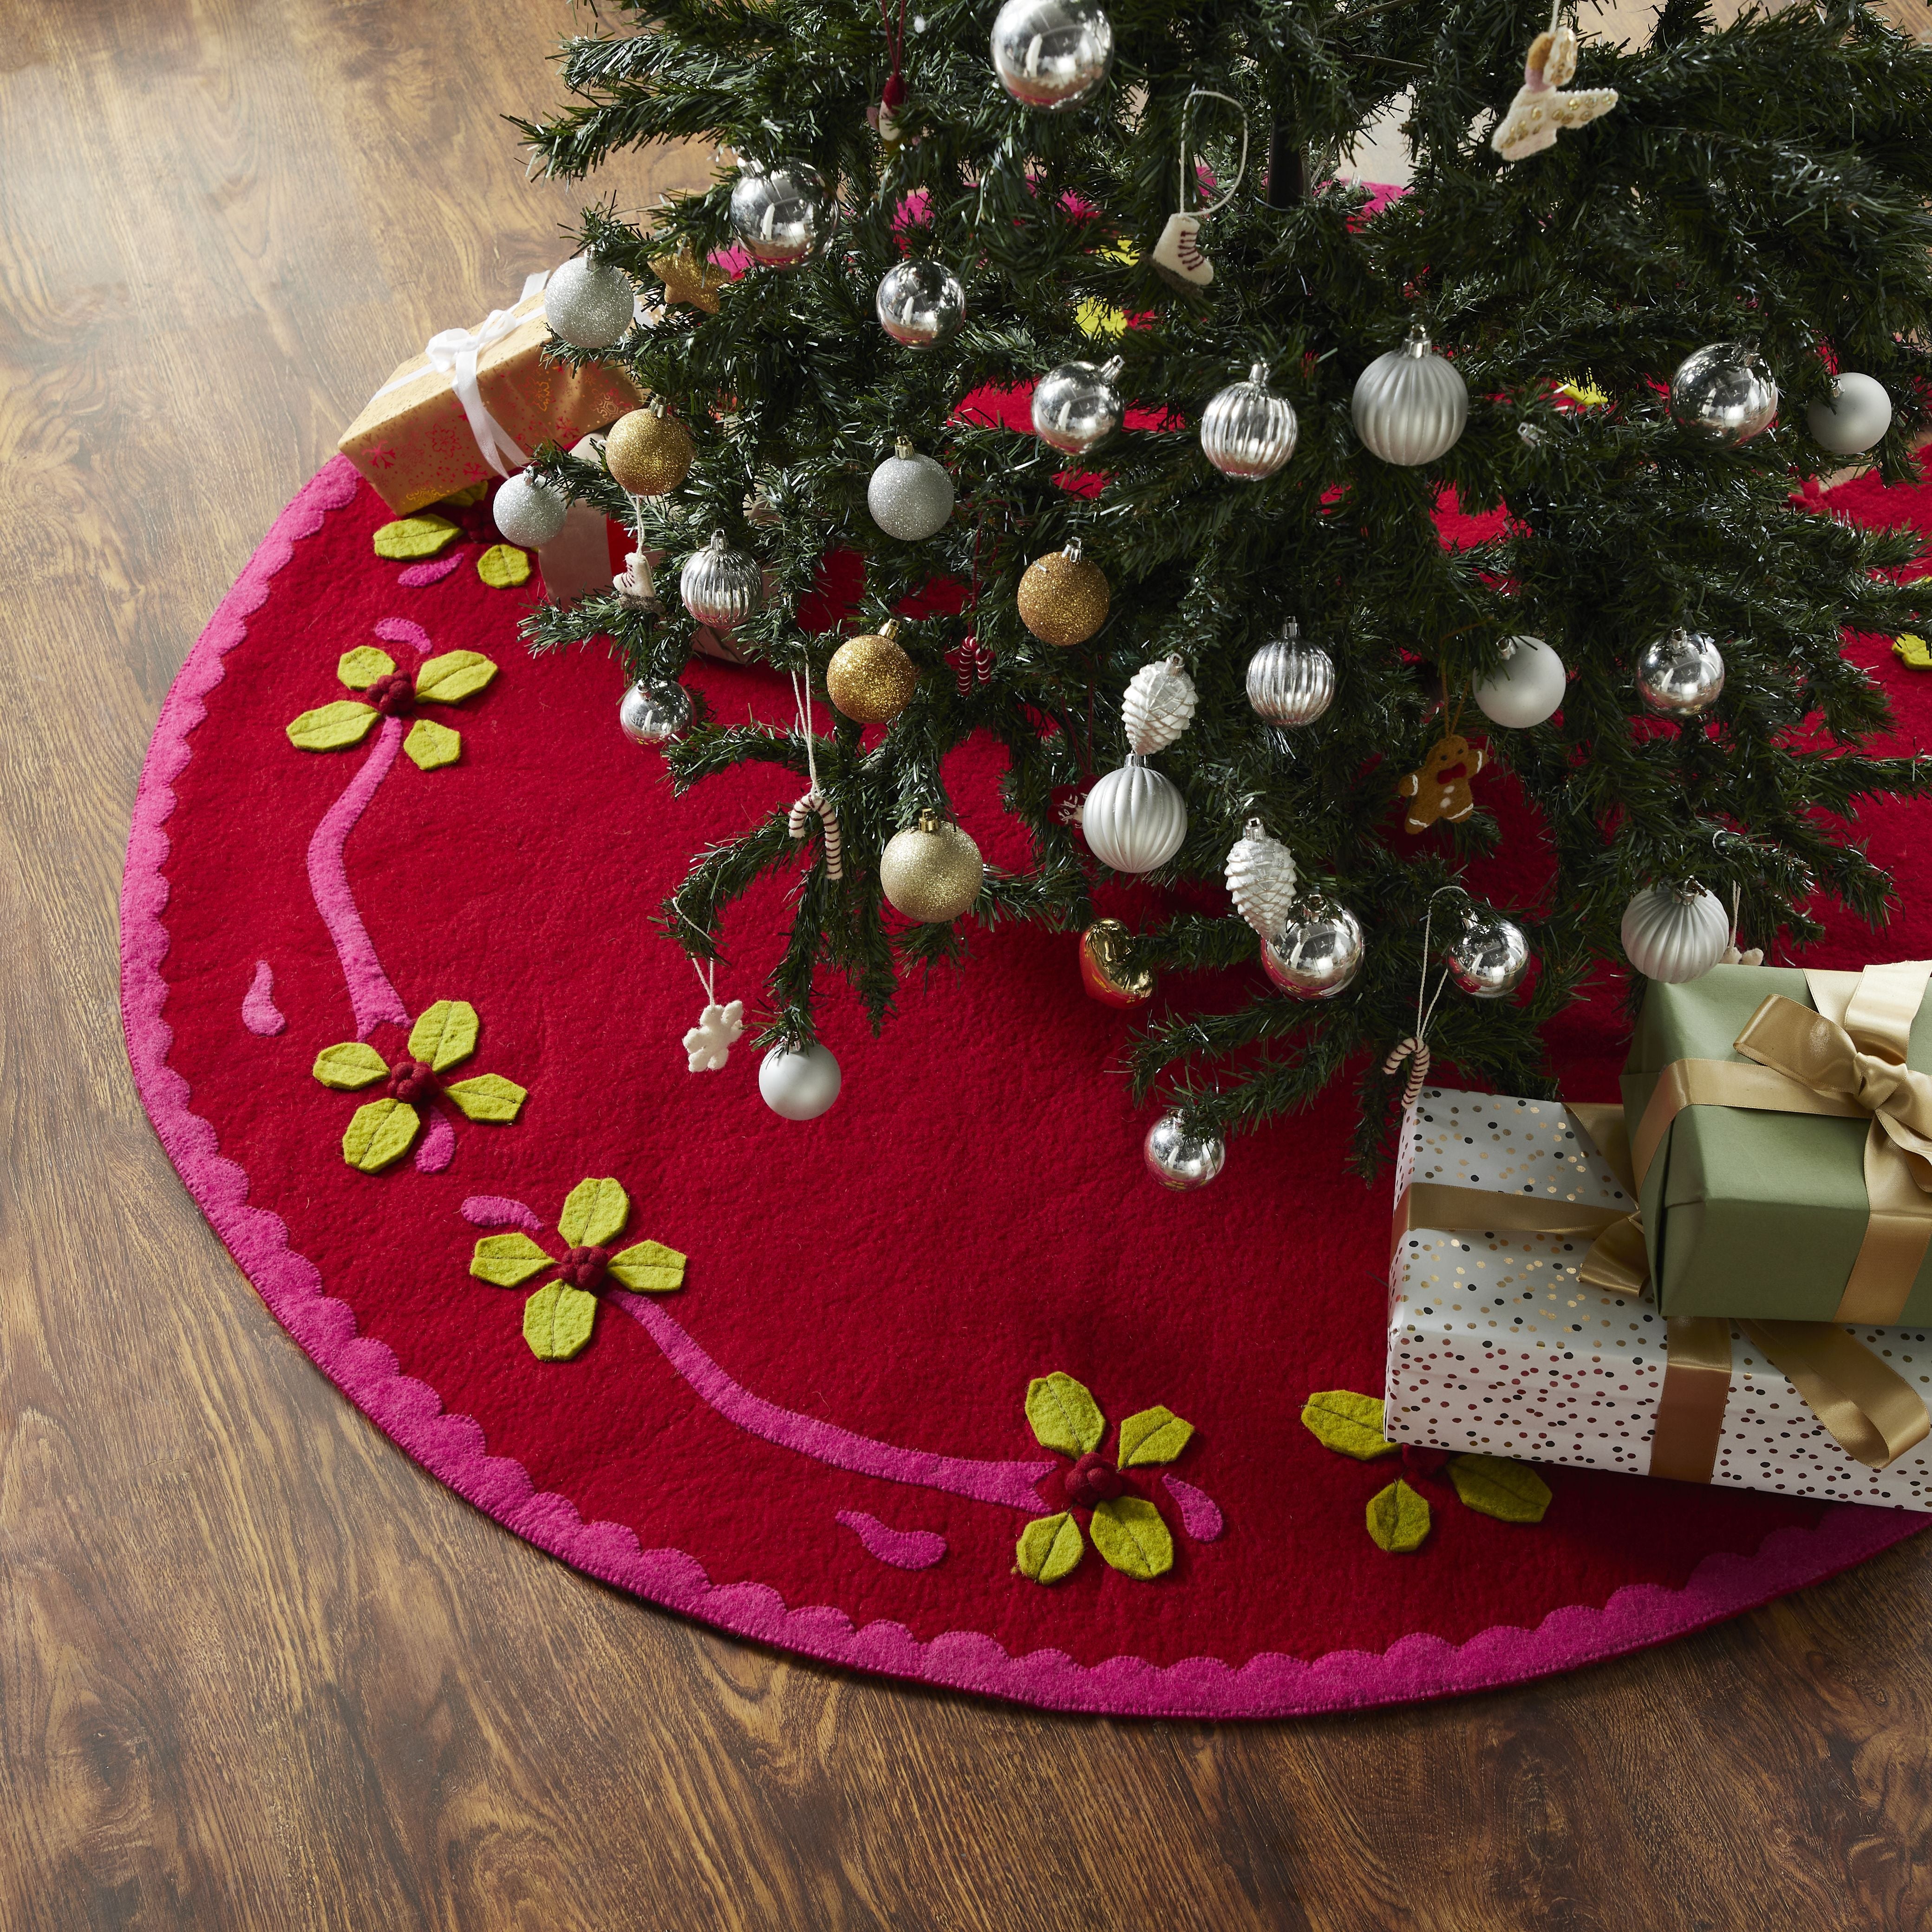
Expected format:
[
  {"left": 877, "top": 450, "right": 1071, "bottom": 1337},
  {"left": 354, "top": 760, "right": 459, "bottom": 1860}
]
[
  {"left": 1122, "top": 656, "right": 1198, "bottom": 755},
  {"left": 1226, "top": 821, "right": 1298, "bottom": 939}
]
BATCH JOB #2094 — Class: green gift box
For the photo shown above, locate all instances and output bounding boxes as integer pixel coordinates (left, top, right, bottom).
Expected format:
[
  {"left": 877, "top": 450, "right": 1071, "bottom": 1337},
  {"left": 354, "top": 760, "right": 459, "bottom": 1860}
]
[{"left": 1621, "top": 965, "right": 1932, "bottom": 1323}]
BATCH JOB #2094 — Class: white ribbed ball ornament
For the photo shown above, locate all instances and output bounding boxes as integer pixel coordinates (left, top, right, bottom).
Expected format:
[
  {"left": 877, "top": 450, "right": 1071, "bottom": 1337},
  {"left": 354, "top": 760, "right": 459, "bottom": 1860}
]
[
  {"left": 759, "top": 1042, "right": 842, "bottom": 1120},
  {"left": 1620, "top": 884, "right": 1729, "bottom": 984},
  {"left": 1473, "top": 635, "right": 1567, "bottom": 729},
  {"left": 492, "top": 470, "right": 570, "bottom": 549},
  {"left": 1082, "top": 759, "right": 1187, "bottom": 873},
  {"left": 1352, "top": 326, "right": 1469, "bottom": 466},
  {"left": 1122, "top": 656, "right": 1197, "bottom": 754},
  {"left": 868, "top": 438, "right": 955, "bottom": 540},
  {"left": 679, "top": 532, "right": 764, "bottom": 628},
  {"left": 1245, "top": 622, "right": 1334, "bottom": 728},
  {"left": 1808, "top": 373, "right": 1892, "bottom": 457},
  {"left": 1200, "top": 362, "right": 1299, "bottom": 482},
  {"left": 1226, "top": 821, "right": 1297, "bottom": 940},
  {"left": 543, "top": 257, "right": 635, "bottom": 351}
]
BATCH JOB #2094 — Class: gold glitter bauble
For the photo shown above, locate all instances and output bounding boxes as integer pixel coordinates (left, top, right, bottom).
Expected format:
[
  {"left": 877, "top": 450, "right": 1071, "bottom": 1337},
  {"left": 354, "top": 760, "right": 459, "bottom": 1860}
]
[
  {"left": 605, "top": 408, "right": 696, "bottom": 496},
  {"left": 1017, "top": 543, "right": 1110, "bottom": 647},
  {"left": 650, "top": 248, "right": 724, "bottom": 314},
  {"left": 880, "top": 811, "right": 984, "bottom": 924},
  {"left": 826, "top": 621, "right": 917, "bottom": 722}
]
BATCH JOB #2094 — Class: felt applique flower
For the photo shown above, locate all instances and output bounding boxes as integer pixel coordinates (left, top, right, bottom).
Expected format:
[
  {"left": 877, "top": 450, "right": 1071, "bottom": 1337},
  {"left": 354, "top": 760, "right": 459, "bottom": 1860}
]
[
  {"left": 1013, "top": 1371, "right": 1200, "bottom": 1585},
  {"left": 313, "top": 999, "right": 526, "bottom": 1173},
  {"left": 286, "top": 639, "right": 497, "bottom": 771},
  {"left": 468, "top": 1177, "right": 686, "bottom": 1361}
]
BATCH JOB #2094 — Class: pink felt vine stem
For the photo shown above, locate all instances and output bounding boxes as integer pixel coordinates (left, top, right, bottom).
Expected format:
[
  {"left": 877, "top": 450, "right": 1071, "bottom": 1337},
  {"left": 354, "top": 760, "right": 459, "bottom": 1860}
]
[{"left": 306, "top": 715, "right": 411, "bottom": 1039}]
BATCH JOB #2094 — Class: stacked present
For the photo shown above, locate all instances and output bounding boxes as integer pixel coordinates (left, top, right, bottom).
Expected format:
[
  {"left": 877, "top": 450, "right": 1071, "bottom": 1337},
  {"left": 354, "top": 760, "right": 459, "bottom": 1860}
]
[{"left": 1386, "top": 961, "right": 1932, "bottom": 1507}]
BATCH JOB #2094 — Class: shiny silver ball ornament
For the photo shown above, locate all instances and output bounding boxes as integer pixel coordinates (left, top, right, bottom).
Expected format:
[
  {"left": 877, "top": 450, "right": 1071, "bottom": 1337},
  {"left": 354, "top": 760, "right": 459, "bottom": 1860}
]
[
  {"left": 543, "top": 256, "right": 635, "bottom": 351},
  {"left": 679, "top": 531, "right": 764, "bottom": 629},
  {"left": 1621, "top": 884, "right": 1729, "bottom": 984},
  {"left": 875, "top": 259, "right": 966, "bottom": 349},
  {"left": 1670, "top": 342, "right": 1778, "bottom": 446},
  {"left": 1635, "top": 628, "right": 1725, "bottom": 718},
  {"left": 1352, "top": 326, "right": 1469, "bottom": 466},
  {"left": 1445, "top": 912, "right": 1531, "bottom": 1000},
  {"left": 1031, "top": 355, "right": 1124, "bottom": 455},
  {"left": 759, "top": 1042, "right": 842, "bottom": 1121},
  {"left": 868, "top": 437, "right": 955, "bottom": 541},
  {"left": 1808, "top": 372, "right": 1892, "bottom": 456},
  {"left": 1472, "top": 634, "right": 1566, "bottom": 729},
  {"left": 618, "top": 679, "right": 693, "bottom": 746},
  {"left": 492, "top": 470, "right": 569, "bottom": 549},
  {"left": 990, "top": 0, "right": 1114, "bottom": 110},
  {"left": 1201, "top": 362, "right": 1299, "bottom": 481},
  {"left": 1143, "top": 1110, "right": 1225, "bottom": 1190},
  {"left": 1262, "top": 898, "right": 1365, "bottom": 1001},
  {"left": 729, "top": 158, "right": 831, "bottom": 268},
  {"left": 1244, "top": 622, "right": 1334, "bottom": 729},
  {"left": 1081, "top": 757, "right": 1187, "bottom": 875}
]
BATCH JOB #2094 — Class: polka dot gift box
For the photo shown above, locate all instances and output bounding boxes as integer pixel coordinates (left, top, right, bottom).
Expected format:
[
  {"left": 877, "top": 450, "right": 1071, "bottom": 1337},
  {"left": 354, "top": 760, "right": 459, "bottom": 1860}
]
[{"left": 1386, "top": 1091, "right": 1932, "bottom": 1508}]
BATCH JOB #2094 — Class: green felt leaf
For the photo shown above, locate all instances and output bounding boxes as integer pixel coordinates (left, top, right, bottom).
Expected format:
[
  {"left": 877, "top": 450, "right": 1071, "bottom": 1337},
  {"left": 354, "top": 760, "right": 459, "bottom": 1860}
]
[
  {"left": 1449, "top": 1455, "right": 1553, "bottom": 1525},
  {"left": 439, "top": 480, "right": 489, "bottom": 507},
  {"left": 286, "top": 701, "right": 378, "bottom": 751},
  {"left": 336, "top": 646, "right": 396, "bottom": 690},
  {"left": 1014, "top": 1513, "right": 1084, "bottom": 1584},
  {"left": 1088, "top": 1497, "right": 1174, "bottom": 1580},
  {"left": 403, "top": 718, "right": 461, "bottom": 771},
  {"left": 311, "top": 1042, "right": 387, "bottom": 1090},
  {"left": 559, "top": 1177, "right": 628, "bottom": 1248},
  {"left": 476, "top": 543, "right": 532, "bottom": 588},
  {"left": 1024, "top": 1371, "right": 1104, "bottom": 1458},
  {"left": 372, "top": 514, "right": 459, "bottom": 560},
  {"left": 522, "top": 1283, "right": 597, "bottom": 1361},
  {"left": 414, "top": 650, "right": 498, "bottom": 705},
  {"left": 341, "top": 1098, "right": 419, "bottom": 1173},
  {"left": 408, "top": 999, "right": 479, "bottom": 1071},
  {"left": 444, "top": 1073, "right": 526, "bottom": 1123},
  {"left": 1300, "top": 1390, "right": 1397, "bottom": 1461},
  {"left": 1116, "top": 1404, "right": 1195, "bottom": 1469},
  {"left": 470, "top": 1232, "right": 553, "bottom": 1287},
  {"left": 1366, "top": 1480, "right": 1433, "bottom": 1554},
  {"left": 606, "top": 1239, "right": 685, "bottom": 1293}
]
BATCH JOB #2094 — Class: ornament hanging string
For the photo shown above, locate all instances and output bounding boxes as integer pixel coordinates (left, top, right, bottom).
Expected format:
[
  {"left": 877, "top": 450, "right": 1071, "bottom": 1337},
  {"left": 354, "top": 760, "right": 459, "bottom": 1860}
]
[
  {"left": 878, "top": 0, "right": 910, "bottom": 118},
  {"left": 1384, "top": 886, "right": 1466, "bottom": 1109},
  {"left": 788, "top": 669, "right": 844, "bottom": 878},
  {"left": 1179, "top": 89, "right": 1250, "bottom": 218}
]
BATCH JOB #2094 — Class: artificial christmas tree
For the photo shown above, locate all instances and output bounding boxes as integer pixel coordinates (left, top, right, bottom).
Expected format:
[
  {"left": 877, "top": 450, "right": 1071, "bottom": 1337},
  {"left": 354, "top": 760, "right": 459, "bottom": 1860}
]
[{"left": 514, "top": 0, "right": 1932, "bottom": 1168}]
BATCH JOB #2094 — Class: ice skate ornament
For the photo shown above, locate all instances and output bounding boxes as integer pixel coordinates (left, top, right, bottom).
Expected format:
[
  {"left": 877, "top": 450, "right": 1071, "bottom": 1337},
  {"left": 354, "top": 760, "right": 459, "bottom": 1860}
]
[
  {"left": 1153, "top": 88, "right": 1248, "bottom": 292},
  {"left": 1491, "top": 16, "right": 1618, "bottom": 163}
]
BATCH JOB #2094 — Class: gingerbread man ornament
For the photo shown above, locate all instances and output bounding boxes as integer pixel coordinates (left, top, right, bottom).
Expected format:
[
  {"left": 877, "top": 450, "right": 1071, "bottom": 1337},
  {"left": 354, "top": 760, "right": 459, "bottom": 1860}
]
[{"left": 1397, "top": 732, "right": 1487, "bottom": 834}]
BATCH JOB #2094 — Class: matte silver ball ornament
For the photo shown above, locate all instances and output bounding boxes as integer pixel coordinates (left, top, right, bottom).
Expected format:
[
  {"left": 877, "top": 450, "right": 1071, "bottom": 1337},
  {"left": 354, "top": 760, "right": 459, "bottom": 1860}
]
[
  {"left": 1670, "top": 342, "right": 1778, "bottom": 446},
  {"left": 679, "top": 531, "right": 764, "bottom": 629},
  {"left": 729, "top": 158, "right": 831, "bottom": 268},
  {"left": 759, "top": 1042, "right": 842, "bottom": 1120},
  {"left": 1808, "top": 372, "right": 1892, "bottom": 456},
  {"left": 875, "top": 259, "right": 967, "bottom": 349},
  {"left": 1635, "top": 628, "right": 1725, "bottom": 717},
  {"left": 492, "top": 470, "right": 570, "bottom": 549},
  {"left": 1352, "top": 326, "right": 1469, "bottom": 466},
  {"left": 1472, "top": 635, "right": 1566, "bottom": 729},
  {"left": 1081, "top": 757, "right": 1187, "bottom": 874},
  {"left": 1245, "top": 622, "right": 1334, "bottom": 728},
  {"left": 990, "top": 0, "right": 1114, "bottom": 110},
  {"left": 1201, "top": 362, "right": 1299, "bottom": 481},
  {"left": 1143, "top": 1111, "right": 1225, "bottom": 1191},
  {"left": 868, "top": 437, "right": 955, "bottom": 540},
  {"left": 543, "top": 256, "right": 635, "bottom": 351},
  {"left": 618, "top": 679, "right": 693, "bottom": 746},
  {"left": 1445, "top": 912, "right": 1531, "bottom": 999},
  {"left": 1262, "top": 898, "right": 1365, "bottom": 1000},
  {"left": 1031, "top": 355, "right": 1124, "bottom": 454},
  {"left": 1621, "top": 884, "right": 1729, "bottom": 984}
]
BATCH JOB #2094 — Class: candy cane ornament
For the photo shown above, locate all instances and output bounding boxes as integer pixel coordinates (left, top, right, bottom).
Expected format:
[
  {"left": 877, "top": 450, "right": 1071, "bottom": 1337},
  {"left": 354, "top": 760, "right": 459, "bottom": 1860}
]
[{"left": 789, "top": 788, "right": 843, "bottom": 879}]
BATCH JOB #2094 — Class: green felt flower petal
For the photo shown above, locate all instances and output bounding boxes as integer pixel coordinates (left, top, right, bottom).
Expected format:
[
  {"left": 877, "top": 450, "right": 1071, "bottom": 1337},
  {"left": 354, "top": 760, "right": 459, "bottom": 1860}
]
[
  {"left": 1366, "top": 1480, "right": 1433, "bottom": 1553},
  {"left": 1014, "top": 1513, "right": 1084, "bottom": 1584},
  {"left": 1024, "top": 1371, "right": 1104, "bottom": 1459},
  {"left": 444, "top": 1073, "right": 526, "bottom": 1123},
  {"left": 372, "top": 514, "right": 460, "bottom": 560},
  {"left": 470, "top": 1232, "right": 553, "bottom": 1287},
  {"left": 311, "top": 1042, "right": 388, "bottom": 1090},
  {"left": 1116, "top": 1404, "right": 1195, "bottom": 1469},
  {"left": 558, "top": 1177, "right": 627, "bottom": 1248},
  {"left": 407, "top": 999, "right": 479, "bottom": 1071},
  {"left": 414, "top": 650, "right": 498, "bottom": 705},
  {"left": 1449, "top": 1455, "right": 1553, "bottom": 1524},
  {"left": 606, "top": 1239, "right": 685, "bottom": 1293},
  {"left": 476, "top": 543, "right": 532, "bottom": 588},
  {"left": 336, "top": 646, "right": 396, "bottom": 689},
  {"left": 523, "top": 1282, "right": 597, "bottom": 1360},
  {"left": 1088, "top": 1497, "right": 1174, "bottom": 1580},
  {"left": 403, "top": 718, "right": 461, "bottom": 771},
  {"left": 287, "top": 701, "right": 378, "bottom": 751},
  {"left": 342, "top": 1097, "right": 420, "bottom": 1173},
  {"left": 1300, "top": 1390, "right": 1397, "bottom": 1461}
]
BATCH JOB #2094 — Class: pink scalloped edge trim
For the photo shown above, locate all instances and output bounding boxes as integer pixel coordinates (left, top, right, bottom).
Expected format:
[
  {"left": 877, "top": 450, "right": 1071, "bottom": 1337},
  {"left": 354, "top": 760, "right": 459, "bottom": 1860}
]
[{"left": 118, "top": 455, "right": 1931, "bottom": 1719}]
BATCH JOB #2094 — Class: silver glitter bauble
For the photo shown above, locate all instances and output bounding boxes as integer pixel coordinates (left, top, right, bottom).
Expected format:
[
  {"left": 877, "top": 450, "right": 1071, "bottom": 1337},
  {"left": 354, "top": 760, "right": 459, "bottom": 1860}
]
[
  {"left": 1635, "top": 628, "right": 1725, "bottom": 717},
  {"left": 1670, "top": 343, "right": 1778, "bottom": 446},
  {"left": 618, "top": 679, "right": 693, "bottom": 746},
  {"left": 729, "top": 158, "right": 831, "bottom": 268},
  {"left": 1808, "top": 372, "right": 1892, "bottom": 457},
  {"left": 1621, "top": 884, "right": 1728, "bottom": 984},
  {"left": 1245, "top": 622, "right": 1334, "bottom": 728},
  {"left": 1261, "top": 898, "right": 1364, "bottom": 1000},
  {"left": 679, "top": 532, "right": 764, "bottom": 628},
  {"left": 1201, "top": 362, "right": 1299, "bottom": 482},
  {"left": 543, "top": 256, "right": 635, "bottom": 351},
  {"left": 1445, "top": 912, "right": 1531, "bottom": 999},
  {"left": 1472, "top": 634, "right": 1566, "bottom": 729},
  {"left": 1082, "top": 757, "right": 1187, "bottom": 874},
  {"left": 759, "top": 1041, "right": 842, "bottom": 1120},
  {"left": 868, "top": 438, "right": 956, "bottom": 540},
  {"left": 875, "top": 259, "right": 967, "bottom": 349},
  {"left": 1031, "top": 355, "right": 1123, "bottom": 454},
  {"left": 990, "top": 0, "right": 1114, "bottom": 110},
  {"left": 491, "top": 470, "right": 569, "bottom": 549},
  {"left": 1352, "top": 327, "right": 1469, "bottom": 466},
  {"left": 1143, "top": 1110, "right": 1225, "bottom": 1190}
]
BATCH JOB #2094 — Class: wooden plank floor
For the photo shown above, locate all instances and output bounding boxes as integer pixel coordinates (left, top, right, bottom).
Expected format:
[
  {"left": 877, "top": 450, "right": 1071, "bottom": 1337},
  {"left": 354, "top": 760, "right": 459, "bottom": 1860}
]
[{"left": 5, "top": 3, "right": 1932, "bottom": 1926}]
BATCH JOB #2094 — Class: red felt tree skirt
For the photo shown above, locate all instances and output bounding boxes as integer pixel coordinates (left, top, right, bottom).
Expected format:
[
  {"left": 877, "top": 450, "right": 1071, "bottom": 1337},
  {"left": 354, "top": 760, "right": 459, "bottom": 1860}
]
[{"left": 121, "top": 456, "right": 1932, "bottom": 1718}]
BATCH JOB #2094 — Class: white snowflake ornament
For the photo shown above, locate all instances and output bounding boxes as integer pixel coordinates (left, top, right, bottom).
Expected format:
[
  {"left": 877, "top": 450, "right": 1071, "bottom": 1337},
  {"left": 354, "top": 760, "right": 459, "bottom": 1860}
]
[{"left": 683, "top": 999, "right": 745, "bottom": 1072}]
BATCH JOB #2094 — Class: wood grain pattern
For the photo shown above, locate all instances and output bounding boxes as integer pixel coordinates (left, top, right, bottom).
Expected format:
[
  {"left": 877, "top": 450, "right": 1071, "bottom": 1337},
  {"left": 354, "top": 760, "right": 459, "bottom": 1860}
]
[{"left": 3, "top": 2, "right": 1931, "bottom": 1926}]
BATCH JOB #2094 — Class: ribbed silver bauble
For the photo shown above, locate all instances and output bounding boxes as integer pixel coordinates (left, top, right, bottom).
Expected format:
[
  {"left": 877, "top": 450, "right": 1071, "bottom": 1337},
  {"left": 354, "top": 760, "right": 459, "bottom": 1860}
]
[
  {"left": 1472, "top": 634, "right": 1566, "bottom": 729},
  {"left": 618, "top": 679, "right": 693, "bottom": 746},
  {"left": 1245, "top": 623, "right": 1334, "bottom": 729},
  {"left": 867, "top": 438, "right": 955, "bottom": 541},
  {"left": 492, "top": 470, "right": 570, "bottom": 549},
  {"left": 1445, "top": 913, "right": 1531, "bottom": 999},
  {"left": 1031, "top": 355, "right": 1124, "bottom": 454},
  {"left": 1635, "top": 628, "right": 1725, "bottom": 717},
  {"left": 729, "top": 158, "right": 831, "bottom": 268},
  {"left": 1201, "top": 362, "right": 1299, "bottom": 481},
  {"left": 1262, "top": 898, "right": 1365, "bottom": 1000},
  {"left": 1352, "top": 327, "right": 1469, "bottom": 466},
  {"left": 1669, "top": 343, "right": 1778, "bottom": 446},
  {"left": 679, "top": 532, "right": 764, "bottom": 628},
  {"left": 1808, "top": 372, "right": 1892, "bottom": 456},
  {"left": 1143, "top": 1110, "right": 1225, "bottom": 1190},
  {"left": 990, "top": 0, "right": 1114, "bottom": 110},
  {"left": 543, "top": 256, "right": 635, "bottom": 351},
  {"left": 875, "top": 260, "right": 967, "bottom": 349},
  {"left": 1621, "top": 884, "right": 1729, "bottom": 984},
  {"left": 1082, "top": 757, "right": 1187, "bottom": 874}
]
